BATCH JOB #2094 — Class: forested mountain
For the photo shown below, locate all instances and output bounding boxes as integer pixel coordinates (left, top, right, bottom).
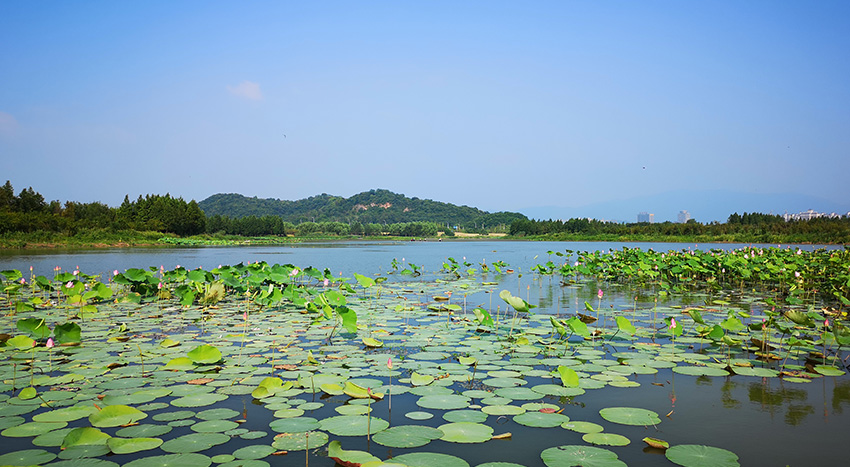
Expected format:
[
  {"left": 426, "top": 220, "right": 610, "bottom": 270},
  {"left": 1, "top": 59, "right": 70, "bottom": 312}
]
[{"left": 199, "top": 189, "right": 526, "bottom": 229}]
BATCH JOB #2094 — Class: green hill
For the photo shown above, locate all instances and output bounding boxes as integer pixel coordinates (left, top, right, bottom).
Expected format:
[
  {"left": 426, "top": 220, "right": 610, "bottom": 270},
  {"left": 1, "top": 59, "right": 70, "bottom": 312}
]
[{"left": 198, "top": 189, "right": 525, "bottom": 229}]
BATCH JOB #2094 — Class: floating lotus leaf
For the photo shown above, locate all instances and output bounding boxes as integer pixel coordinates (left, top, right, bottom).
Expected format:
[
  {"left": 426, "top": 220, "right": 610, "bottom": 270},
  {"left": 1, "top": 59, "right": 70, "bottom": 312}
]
[
  {"left": 411, "top": 372, "right": 435, "bottom": 386},
  {"left": 438, "top": 422, "right": 494, "bottom": 443},
  {"left": 320, "top": 415, "right": 388, "bottom": 436},
  {"left": 61, "top": 427, "right": 111, "bottom": 448},
  {"left": 269, "top": 416, "right": 320, "bottom": 433},
  {"left": 476, "top": 463, "right": 527, "bottom": 467},
  {"left": 163, "top": 357, "right": 196, "bottom": 371},
  {"left": 273, "top": 408, "right": 305, "bottom": 418},
  {"left": 643, "top": 437, "right": 669, "bottom": 449},
  {"left": 373, "top": 425, "right": 444, "bottom": 448},
  {"left": 416, "top": 394, "right": 471, "bottom": 410},
  {"left": 599, "top": 407, "right": 660, "bottom": 426},
  {"left": 443, "top": 410, "right": 488, "bottom": 423},
  {"left": 494, "top": 387, "right": 543, "bottom": 400},
  {"left": 196, "top": 408, "right": 240, "bottom": 421},
  {"left": 405, "top": 411, "right": 434, "bottom": 420},
  {"left": 582, "top": 432, "right": 630, "bottom": 446},
  {"left": 665, "top": 444, "right": 740, "bottom": 467},
  {"left": 232, "top": 445, "right": 276, "bottom": 460},
  {"left": 271, "top": 431, "right": 328, "bottom": 451},
  {"left": 391, "top": 452, "right": 470, "bottom": 467},
  {"left": 362, "top": 337, "right": 383, "bottom": 348},
  {"left": 481, "top": 405, "right": 525, "bottom": 416},
  {"left": 328, "top": 440, "right": 380, "bottom": 465},
  {"left": 672, "top": 366, "right": 730, "bottom": 377},
  {"left": 116, "top": 424, "right": 173, "bottom": 438},
  {"left": 483, "top": 377, "right": 527, "bottom": 388},
  {"left": 561, "top": 421, "right": 604, "bottom": 433},
  {"left": 186, "top": 345, "right": 222, "bottom": 365},
  {"left": 191, "top": 419, "right": 239, "bottom": 433},
  {"left": 160, "top": 338, "right": 180, "bottom": 348},
  {"left": 152, "top": 410, "right": 195, "bottom": 422},
  {"left": 122, "top": 452, "right": 212, "bottom": 467},
  {"left": 814, "top": 365, "right": 844, "bottom": 376},
  {"left": 513, "top": 411, "right": 570, "bottom": 428},
  {"left": 540, "top": 445, "right": 626, "bottom": 467},
  {"left": 171, "top": 393, "right": 227, "bottom": 407},
  {"left": 321, "top": 383, "right": 345, "bottom": 395},
  {"left": 2, "top": 420, "right": 67, "bottom": 437},
  {"left": 343, "top": 381, "right": 383, "bottom": 399},
  {"left": 57, "top": 443, "right": 110, "bottom": 459},
  {"left": 107, "top": 437, "right": 163, "bottom": 454},
  {"left": 160, "top": 432, "right": 230, "bottom": 453},
  {"left": 0, "top": 449, "right": 57, "bottom": 467},
  {"left": 17, "top": 387, "right": 36, "bottom": 400}
]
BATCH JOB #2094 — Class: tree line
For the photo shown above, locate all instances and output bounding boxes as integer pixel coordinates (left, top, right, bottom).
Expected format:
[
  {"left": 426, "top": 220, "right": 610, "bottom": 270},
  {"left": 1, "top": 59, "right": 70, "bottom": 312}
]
[
  {"left": 0, "top": 181, "right": 206, "bottom": 236},
  {"left": 509, "top": 213, "right": 850, "bottom": 244}
]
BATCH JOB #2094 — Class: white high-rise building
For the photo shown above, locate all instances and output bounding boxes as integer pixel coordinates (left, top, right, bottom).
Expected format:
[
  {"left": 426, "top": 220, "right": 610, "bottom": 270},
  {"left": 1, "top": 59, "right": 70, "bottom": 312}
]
[
  {"left": 637, "top": 212, "right": 654, "bottom": 223},
  {"left": 677, "top": 210, "right": 690, "bottom": 223}
]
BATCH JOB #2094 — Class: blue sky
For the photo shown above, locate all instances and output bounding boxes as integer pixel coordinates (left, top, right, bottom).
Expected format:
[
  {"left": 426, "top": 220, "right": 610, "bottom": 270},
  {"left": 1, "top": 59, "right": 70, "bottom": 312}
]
[{"left": 2, "top": 1, "right": 848, "bottom": 222}]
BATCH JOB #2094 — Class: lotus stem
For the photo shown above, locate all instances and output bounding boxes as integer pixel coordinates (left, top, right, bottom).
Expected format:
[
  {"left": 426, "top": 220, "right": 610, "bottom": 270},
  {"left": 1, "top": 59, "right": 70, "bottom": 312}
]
[{"left": 137, "top": 343, "right": 145, "bottom": 378}]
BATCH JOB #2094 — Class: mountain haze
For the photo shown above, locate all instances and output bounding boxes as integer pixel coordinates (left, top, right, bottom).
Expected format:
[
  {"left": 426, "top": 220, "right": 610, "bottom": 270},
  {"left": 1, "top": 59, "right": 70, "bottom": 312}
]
[{"left": 199, "top": 189, "right": 526, "bottom": 228}]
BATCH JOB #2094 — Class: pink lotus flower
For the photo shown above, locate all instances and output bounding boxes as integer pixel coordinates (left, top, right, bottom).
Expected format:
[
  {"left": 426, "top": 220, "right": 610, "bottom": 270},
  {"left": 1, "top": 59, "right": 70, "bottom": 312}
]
[
  {"left": 795, "top": 271, "right": 801, "bottom": 278},
  {"left": 387, "top": 357, "right": 393, "bottom": 370},
  {"left": 46, "top": 338, "right": 54, "bottom": 349},
  {"left": 825, "top": 319, "right": 830, "bottom": 327},
  {"left": 323, "top": 279, "right": 329, "bottom": 287},
  {"left": 113, "top": 270, "right": 119, "bottom": 276},
  {"left": 597, "top": 289, "right": 603, "bottom": 299},
  {"left": 669, "top": 318, "right": 676, "bottom": 330},
  {"left": 65, "top": 281, "right": 73, "bottom": 289},
  {"left": 19, "top": 278, "right": 25, "bottom": 285},
  {"left": 73, "top": 270, "right": 79, "bottom": 276},
  {"left": 157, "top": 282, "right": 163, "bottom": 289},
  {"left": 243, "top": 311, "right": 248, "bottom": 320}
]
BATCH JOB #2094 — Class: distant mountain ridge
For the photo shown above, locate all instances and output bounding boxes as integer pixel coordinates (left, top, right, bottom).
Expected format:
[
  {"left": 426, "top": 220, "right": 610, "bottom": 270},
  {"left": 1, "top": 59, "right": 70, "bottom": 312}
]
[{"left": 199, "top": 189, "right": 526, "bottom": 228}]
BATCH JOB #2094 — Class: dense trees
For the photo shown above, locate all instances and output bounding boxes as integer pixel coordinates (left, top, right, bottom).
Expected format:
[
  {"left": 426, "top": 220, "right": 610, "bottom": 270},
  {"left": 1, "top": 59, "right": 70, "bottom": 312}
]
[
  {"left": 198, "top": 189, "right": 527, "bottom": 228},
  {"left": 0, "top": 181, "right": 205, "bottom": 236},
  {"left": 510, "top": 214, "right": 850, "bottom": 244}
]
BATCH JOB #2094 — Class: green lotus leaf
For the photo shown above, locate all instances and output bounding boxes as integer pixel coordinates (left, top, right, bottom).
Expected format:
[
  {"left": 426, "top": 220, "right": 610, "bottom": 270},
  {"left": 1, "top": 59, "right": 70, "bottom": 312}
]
[
  {"left": 513, "top": 411, "right": 570, "bottom": 428},
  {"left": 17, "top": 318, "right": 50, "bottom": 340},
  {"left": 186, "top": 345, "right": 222, "bottom": 365},
  {"left": 122, "top": 452, "right": 212, "bottom": 467},
  {"left": 320, "top": 415, "right": 389, "bottom": 436},
  {"left": 116, "top": 424, "right": 173, "bottom": 438},
  {"left": 599, "top": 407, "right": 660, "bottom": 426},
  {"left": 328, "top": 440, "right": 380, "bottom": 466},
  {"left": 107, "top": 437, "right": 163, "bottom": 454},
  {"left": 269, "top": 417, "right": 320, "bottom": 433},
  {"left": 411, "top": 372, "right": 435, "bottom": 386},
  {"left": 481, "top": 405, "right": 525, "bottom": 416},
  {"left": 61, "top": 427, "right": 111, "bottom": 448},
  {"left": 665, "top": 444, "right": 740, "bottom": 467},
  {"left": 582, "top": 432, "right": 630, "bottom": 446},
  {"left": 2, "top": 421, "right": 67, "bottom": 437},
  {"left": 416, "top": 394, "right": 470, "bottom": 410},
  {"left": 171, "top": 393, "right": 228, "bottom": 407},
  {"left": 0, "top": 449, "right": 57, "bottom": 467},
  {"left": 557, "top": 366, "right": 579, "bottom": 387},
  {"left": 541, "top": 445, "right": 626, "bottom": 467},
  {"left": 18, "top": 387, "right": 36, "bottom": 400},
  {"left": 271, "top": 431, "right": 329, "bottom": 451},
  {"left": 160, "top": 338, "right": 180, "bottom": 348},
  {"left": 362, "top": 337, "right": 383, "bottom": 348},
  {"left": 232, "top": 445, "right": 276, "bottom": 460},
  {"left": 443, "top": 410, "right": 488, "bottom": 423},
  {"left": 561, "top": 421, "right": 604, "bottom": 433},
  {"left": 163, "top": 357, "right": 196, "bottom": 371},
  {"left": 373, "top": 425, "right": 444, "bottom": 448},
  {"left": 391, "top": 452, "right": 470, "bottom": 467},
  {"left": 89, "top": 405, "right": 147, "bottom": 428},
  {"left": 6, "top": 335, "right": 36, "bottom": 350},
  {"left": 160, "top": 433, "right": 230, "bottom": 453},
  {"left": 438, "top": 422, "right": 494, "bottom": 443}
]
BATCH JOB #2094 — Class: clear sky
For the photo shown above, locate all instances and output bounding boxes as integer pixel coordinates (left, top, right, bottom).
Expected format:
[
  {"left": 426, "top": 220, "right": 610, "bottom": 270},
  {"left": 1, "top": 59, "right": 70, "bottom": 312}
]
[{"left": 2, "top": 1, "right": 848, "bottom": 221}]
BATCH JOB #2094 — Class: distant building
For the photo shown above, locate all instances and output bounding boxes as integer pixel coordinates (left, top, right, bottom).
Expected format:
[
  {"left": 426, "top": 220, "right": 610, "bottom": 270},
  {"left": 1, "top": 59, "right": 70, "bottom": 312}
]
[
  {"left": 677, "top": 210, "right": 691, "bottom": 223},
  {"left": 783, "top": 209, "right": 829, "bottom": 221},
  {"left": 637, "top": 212, "right": 654, "bottom": 223}
]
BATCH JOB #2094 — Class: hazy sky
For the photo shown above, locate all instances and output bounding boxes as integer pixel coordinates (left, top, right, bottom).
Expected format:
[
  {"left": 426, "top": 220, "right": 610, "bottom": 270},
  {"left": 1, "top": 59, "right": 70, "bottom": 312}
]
[{"left": 2, "top": 1, "right": 848, "bottom": 219}]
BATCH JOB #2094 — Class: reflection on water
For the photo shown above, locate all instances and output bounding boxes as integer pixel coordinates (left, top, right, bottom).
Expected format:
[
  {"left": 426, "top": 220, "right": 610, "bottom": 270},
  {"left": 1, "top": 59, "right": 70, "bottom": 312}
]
[
  {"left": 832, "top": 379, "right": 850, "bottom": 414},
  {"left": 746, "top": 379, "right": 813, "bottom": 426}
]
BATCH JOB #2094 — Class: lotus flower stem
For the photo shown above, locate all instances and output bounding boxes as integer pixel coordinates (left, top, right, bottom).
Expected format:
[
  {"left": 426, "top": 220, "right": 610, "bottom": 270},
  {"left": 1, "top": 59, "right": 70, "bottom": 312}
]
[{"left": 137, "top": 343, "right": 145, "bottom": 377}]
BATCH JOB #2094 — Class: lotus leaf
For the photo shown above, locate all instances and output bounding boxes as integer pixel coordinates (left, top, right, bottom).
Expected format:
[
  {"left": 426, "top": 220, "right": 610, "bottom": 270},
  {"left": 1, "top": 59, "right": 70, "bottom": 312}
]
[
  {"left": 107, "top": 437, "right": 163, "bottom": 454},
  {"left": 540, "top": 445, "right": 626, "bottom": 467},
  {"left": 373, "top": 425, "right": 444, "bottom": 448},
  {"left": 665, "top": 444, "right": 740, "bottom": 467}
]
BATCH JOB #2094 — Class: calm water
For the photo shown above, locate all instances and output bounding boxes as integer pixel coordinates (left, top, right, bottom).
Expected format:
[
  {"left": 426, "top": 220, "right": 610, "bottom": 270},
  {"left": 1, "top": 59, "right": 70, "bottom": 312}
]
[
  {"left": 0, "top": 240, "right": 837, "bottom": 280},
  {"left": 1, "top": 240, "right": 846, "bottom": 466}
]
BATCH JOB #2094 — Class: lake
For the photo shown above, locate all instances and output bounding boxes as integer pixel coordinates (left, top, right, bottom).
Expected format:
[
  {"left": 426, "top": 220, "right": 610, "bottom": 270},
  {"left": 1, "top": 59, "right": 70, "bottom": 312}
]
[{"left": 0, "top": 240, "right": 846, "bottom": 467}]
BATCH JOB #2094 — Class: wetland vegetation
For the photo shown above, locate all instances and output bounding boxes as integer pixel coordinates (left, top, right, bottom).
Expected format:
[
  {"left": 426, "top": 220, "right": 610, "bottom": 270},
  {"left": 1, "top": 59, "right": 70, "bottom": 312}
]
[{"left": 0, "top": 244, "right": 848, "bottom": 466}]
